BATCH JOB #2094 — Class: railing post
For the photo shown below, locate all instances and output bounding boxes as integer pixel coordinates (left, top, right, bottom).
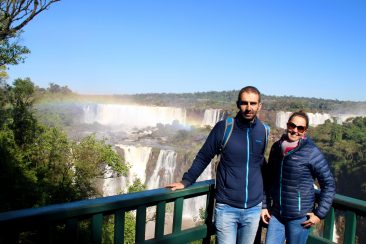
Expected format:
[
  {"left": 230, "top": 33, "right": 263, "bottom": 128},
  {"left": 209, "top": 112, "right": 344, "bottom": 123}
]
[
  {"left": 203, "top": 182, "right": 215, "bottom": 244},
  {"left": 66, "top": 218, "right": 79, "bottom": 243},
  {"left": 136, "top": 206, "right": 147, "bottom": 243},
  {"left": 91, "top": 213, "right": 103, "bottom": 244},
  {"left": 155, "top": 201, "right": 166, "bottom": 239},
  {"left": 344, "top": 210, "right": 356, "bottom": 244},
  {"left": 172, "top": 197, "right": 184, "bottom": 233},
  {"left": 114, "top": 210, "right": 125, "bottom": 244},
  {"left": 323, "top": 207, "right": 334, "bottom": 240}
]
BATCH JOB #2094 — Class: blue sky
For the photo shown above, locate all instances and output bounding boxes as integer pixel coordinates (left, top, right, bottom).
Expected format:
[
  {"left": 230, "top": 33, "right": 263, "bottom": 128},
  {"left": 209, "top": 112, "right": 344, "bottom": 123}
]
[{"left": 7, "top": 0, "right": 366, "bottom": 101}]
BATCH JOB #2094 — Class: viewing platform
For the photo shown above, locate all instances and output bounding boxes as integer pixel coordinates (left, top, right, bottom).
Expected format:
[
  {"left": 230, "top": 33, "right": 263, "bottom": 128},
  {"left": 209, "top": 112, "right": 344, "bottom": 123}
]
[{"left": 0, "top": 180, "right": 365, "bottom": 244}]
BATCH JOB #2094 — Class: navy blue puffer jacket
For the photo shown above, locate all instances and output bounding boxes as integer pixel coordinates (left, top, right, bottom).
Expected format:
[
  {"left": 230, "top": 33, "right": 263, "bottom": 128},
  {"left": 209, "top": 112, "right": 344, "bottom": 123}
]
[{"left": 263, "top": 135, "right": 335, "bottom": 219}]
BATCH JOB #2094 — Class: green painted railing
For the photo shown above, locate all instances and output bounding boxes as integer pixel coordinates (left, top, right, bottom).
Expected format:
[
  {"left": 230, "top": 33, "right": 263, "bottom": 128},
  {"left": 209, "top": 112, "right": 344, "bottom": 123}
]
[
  {"left": 307, "top": 193, "right": 366, "bottom": 244},
  {"left": 0, "top": 180, "right": 216, "bottom": 244},
  {"left": 0, "top": 180, "right": 365, "bottom": 243}
]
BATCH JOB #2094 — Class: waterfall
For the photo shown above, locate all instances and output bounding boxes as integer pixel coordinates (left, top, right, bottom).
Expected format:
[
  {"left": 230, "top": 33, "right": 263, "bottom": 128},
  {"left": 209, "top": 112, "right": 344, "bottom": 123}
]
[
  {"left": 201, "top": 109, "right": 222, "bottom": 127},
  {"left": 182, "top": 159, "right": 215, "bottom": 220},
  {"left": 333, "top": 113, "right": 365, "bottom": 124},
  {"left": 333, "top": 220, "right": 339, "bottom": 243},
  {"left": 99, "top": 144, "right": 152, "bottom": 196},
  {"left": 117, "top": 144, "right": 152, "bottom": 185},
  {"left": 308, "top": 113, "right": 332, "bottom": 126},
  {"left": 96, "top": 165, "right": 126, "bottom": 196},
  {"left": 276, "top": 111, "right": 333, "bottom": 128},
  {"left": 100, "top": 144, "right": 215, "bottom": 224},
  {"left": 275, "top": 111, "right": 292, "bottom": 129},
  {"left": 82, "top": 104, "right": 187, "bottom": 128},
  {"left": 145, "top": 150, "right": 177, "bottom": 189}
]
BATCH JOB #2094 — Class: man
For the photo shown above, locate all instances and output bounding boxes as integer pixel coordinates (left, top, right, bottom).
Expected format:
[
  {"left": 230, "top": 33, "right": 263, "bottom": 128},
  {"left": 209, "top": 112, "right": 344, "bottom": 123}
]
[{"left": 167, "top": 86, "right": 269, "bottom": 244}]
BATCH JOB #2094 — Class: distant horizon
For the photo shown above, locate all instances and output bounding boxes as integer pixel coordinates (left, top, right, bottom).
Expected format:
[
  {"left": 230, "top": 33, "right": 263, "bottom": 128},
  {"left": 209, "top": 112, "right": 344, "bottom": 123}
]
[
  {"left": 41, "top": 87, "right": 366, "bottom": 104},
  {"left": 73, "top": 90, "right": 356, "bottom": 102}
]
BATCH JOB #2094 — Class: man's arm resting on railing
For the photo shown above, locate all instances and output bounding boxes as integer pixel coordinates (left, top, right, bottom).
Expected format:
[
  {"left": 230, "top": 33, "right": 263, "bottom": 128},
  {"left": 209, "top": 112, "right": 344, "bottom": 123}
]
[{"left": 166, "top": 182, "right": 185, "bottom": 191}]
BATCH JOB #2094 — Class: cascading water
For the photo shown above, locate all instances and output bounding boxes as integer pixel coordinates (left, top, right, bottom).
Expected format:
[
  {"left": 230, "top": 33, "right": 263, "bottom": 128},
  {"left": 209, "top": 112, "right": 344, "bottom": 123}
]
[
  {"left": 276, "top": 111, "right": 334, "bottom": 128},
  {"left": 145, "top": 150, "right": 177, "bottom": 189},
  {"left": 117, "top": 145, "right": 152, "bottom": 185},
  {"left": 100, "top": 143, "right": 215, "bottom": 225},
  {"left": 99, "top": 145, "right": 152, "bottom": 196},
  {"left": 82, "top": 103, "right": 187, "bottom": 128},
  {"left": 182, "top": 159, "right": 215, "bottom": 220},
  {"left": 201, "top": 109, "right": 223, "bottom": 127},
  {"left": 80, "top": 104, "right": 222, "bottom": 226}
]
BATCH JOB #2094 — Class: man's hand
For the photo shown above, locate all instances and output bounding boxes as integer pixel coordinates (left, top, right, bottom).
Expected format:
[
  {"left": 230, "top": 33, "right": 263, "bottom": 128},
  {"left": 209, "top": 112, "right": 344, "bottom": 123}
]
[
  {"left": 166, "top": 182, "right": 185, "bottom": 191},
  {"left": 261, "top": 209, "right": 271, "bottom": 224},
  {"left": 302, "top": 212, "right": 321, "bottom": 228}
]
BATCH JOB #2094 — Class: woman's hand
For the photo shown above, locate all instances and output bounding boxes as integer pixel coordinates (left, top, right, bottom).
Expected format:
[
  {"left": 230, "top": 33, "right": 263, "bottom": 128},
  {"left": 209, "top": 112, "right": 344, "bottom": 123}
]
[
  {"left": 302, "top": 212, "right": 321, "bottom": 228},
  {"left": 261, "top": 209, "right": 271, "bottom": 224}
]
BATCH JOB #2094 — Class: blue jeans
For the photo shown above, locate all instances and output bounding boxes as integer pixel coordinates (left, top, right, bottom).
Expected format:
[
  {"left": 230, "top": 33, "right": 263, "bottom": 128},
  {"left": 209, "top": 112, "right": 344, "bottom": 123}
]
[
  {"left": 214, "top": 202, "right": 262, "bottom": 244},
  {"left": 265, "top": 214, "right": 310, "bottom": 244}
]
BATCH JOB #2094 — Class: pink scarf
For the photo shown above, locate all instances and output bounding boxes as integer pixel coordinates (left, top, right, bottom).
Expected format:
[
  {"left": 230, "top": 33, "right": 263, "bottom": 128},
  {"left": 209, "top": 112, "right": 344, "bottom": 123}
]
[{"left": 281, "top": 140, "right": 299, "bottom": 155}]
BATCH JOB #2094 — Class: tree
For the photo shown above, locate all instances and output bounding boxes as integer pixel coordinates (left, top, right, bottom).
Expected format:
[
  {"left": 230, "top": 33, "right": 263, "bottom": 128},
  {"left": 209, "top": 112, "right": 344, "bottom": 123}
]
[
  {"left": 0, "top": 35, "right": 30, "bottom": 66},
  {"left": 9, "top": 78, "right": 38, "bottom": 146},
  {"left": 0, "top": 0, "right": 60, "bottom": 66},
  {"left": 311, "top": 118, "right": 366, "bottom": 200},
  {"left": 0, "top": 78, "right": 129, "bottom": 212},
  {"left": 47, "top": 82, "right": 71, "bottom": 93},
  {"left": 0, "top": 0, "right": 60, "bottom": 41},
  {"left": 71, "top": 134, "right": 129, "bottom": 198}
]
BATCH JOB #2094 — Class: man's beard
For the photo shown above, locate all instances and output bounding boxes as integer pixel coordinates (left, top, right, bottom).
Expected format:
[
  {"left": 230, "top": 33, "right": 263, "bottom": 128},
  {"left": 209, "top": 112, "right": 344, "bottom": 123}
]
[{"left": 241, "top": 110, "right": 256, "bottom": 121}]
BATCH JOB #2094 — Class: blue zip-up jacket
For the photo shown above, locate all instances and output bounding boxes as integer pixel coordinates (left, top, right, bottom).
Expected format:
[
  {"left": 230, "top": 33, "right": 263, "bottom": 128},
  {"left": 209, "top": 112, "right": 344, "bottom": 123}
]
[
  {"left": 181, "top": 113, "right": 268, "bottom": 209},
  {"left": 263, "top": 135, "right": 335, "bottom": 219}
]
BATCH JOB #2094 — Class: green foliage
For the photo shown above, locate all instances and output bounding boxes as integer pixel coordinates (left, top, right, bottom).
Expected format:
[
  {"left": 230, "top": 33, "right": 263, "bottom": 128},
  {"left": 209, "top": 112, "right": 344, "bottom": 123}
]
[
  {"left": 124, "top": 211, "right": 136, "bottom": 244},
  {"left": 47, "top": 82, "right": 72, "bottom": 94},
  {"left": 9, "top": 78, "right": 38, "bottom": 146},
  {"left": 0, "top": 65, "right": 7, "bottom": 79},
  {"left": 311, "top": 117, "right": 366, "bottom": 200},
  {"left": 128, "top": 178, "right": 147, "bottom": 193},
  {"left": 98, "top": 178, "right": 147, "bottom": 244},
  {"left": 0, "top": 79, "right": 129, "bottom": 211},
  {"left": 0, "top": 37, "right": 30, "bottom": 66}
]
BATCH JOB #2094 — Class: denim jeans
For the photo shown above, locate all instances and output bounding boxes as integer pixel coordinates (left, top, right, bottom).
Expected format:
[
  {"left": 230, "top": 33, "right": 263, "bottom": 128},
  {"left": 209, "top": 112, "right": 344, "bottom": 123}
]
[
  {"left": 214, "top": 202, "right": 262, "bottom": 244},
  {"left": 265, "top": 214, "right": 310, "bottom": 244}
]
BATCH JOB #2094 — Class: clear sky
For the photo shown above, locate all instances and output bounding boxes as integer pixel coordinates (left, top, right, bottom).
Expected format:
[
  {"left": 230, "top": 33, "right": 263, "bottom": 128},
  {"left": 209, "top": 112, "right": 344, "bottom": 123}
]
[{"left": 7, "top": 0, "right": 366, "bottom": 101}]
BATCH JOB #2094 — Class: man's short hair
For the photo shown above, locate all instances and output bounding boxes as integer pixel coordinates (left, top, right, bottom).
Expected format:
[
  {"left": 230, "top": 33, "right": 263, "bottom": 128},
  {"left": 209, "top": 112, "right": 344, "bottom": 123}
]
[{"left": 237, "top": 86, "right": 261, "bottom": 103}]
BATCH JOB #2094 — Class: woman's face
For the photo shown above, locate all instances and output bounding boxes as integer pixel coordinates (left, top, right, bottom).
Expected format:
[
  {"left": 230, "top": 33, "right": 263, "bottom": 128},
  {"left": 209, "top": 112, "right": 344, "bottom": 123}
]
[{"left": 286, "top": 116, "right": 307, "bottom": 142}]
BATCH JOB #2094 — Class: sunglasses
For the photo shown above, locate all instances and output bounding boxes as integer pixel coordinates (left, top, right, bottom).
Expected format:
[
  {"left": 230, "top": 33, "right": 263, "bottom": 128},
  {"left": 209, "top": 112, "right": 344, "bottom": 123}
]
[{"left": 287, "top": 122, "right": 307, "bottom": 133}]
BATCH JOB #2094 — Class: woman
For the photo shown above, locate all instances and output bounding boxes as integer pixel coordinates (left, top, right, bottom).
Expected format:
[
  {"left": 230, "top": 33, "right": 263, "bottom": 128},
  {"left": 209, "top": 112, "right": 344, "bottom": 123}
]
[{"left": 261, "top": 111, "right": 335, "bottom": 244}]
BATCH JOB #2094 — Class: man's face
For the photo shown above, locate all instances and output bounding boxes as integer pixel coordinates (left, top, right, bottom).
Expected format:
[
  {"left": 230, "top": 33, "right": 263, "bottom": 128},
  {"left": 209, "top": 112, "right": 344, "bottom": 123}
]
[{"left": 238, "top": 92, "right": 262, "bottom": 121}]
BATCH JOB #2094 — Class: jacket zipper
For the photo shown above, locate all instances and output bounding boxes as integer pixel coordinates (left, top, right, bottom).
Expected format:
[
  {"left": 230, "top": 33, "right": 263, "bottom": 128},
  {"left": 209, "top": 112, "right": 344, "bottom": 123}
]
[
  {"left": 279, "top": 139, "right": 303, "bottom": 214},
  {"left": 245, "top": 128, "right": 250, "bottom": 208},
  {"left": 279, "top": 157, "right": 284, "bottom": 214}
]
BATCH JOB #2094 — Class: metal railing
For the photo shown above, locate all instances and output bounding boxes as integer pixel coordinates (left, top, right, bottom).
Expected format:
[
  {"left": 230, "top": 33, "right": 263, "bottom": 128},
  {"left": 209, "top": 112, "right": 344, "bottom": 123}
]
[
  {"left": 0, "top": 180, "right": 216, "bottom": 244},
  {"left": 307, "top": 193, "right": 366, "bottom": 244},
  {"left": 0, "top": 180, "right": 365, "bottom": 243}
]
